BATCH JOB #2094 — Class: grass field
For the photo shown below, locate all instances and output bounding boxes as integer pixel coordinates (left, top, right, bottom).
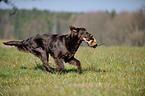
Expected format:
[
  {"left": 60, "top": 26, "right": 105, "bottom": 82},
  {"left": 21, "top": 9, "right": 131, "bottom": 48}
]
[{"left": 0, "top": 42, "right": 145, "bottom": 96}]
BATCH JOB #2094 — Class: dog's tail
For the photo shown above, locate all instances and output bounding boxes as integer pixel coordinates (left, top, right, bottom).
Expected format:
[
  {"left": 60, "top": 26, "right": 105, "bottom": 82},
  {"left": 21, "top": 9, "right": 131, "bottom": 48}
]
[
  {"left": 3, "top": 41, "right": 28, "bottom": 52},
  {"left": 3, "top": 41, "right": 22, "bottom": 46}
]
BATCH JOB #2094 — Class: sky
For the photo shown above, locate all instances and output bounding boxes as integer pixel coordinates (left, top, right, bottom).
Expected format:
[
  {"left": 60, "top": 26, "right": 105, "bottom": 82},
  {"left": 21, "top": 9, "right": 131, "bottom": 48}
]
[{"left": 0, "top": 0, "right": 145, "bottom": 13}]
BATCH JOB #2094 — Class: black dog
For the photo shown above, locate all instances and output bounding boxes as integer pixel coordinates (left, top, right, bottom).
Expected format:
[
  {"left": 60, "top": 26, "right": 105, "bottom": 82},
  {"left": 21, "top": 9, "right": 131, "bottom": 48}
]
[{"left": 4, "top": 26, "right": 97, "bottom": 73}]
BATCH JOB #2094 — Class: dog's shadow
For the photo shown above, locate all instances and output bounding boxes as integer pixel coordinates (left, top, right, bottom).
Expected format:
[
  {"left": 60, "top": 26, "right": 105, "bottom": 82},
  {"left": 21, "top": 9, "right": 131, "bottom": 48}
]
[
  {"left": 31, "top": 63, "right": 107, "bottom": 74},
  {"left": 20, "top": 63, "right": 107, "bottom": 74}
]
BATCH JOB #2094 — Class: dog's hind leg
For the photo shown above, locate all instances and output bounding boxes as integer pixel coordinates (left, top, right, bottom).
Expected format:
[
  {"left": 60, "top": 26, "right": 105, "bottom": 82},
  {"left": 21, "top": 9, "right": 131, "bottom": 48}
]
[
  {"left": 41, "top": 53, "right": 54, "bottom": 72},
  {"left": 31, "top": 48, "right": 54, "bottom": 72},
  {"left": 41, "top": 53, "right": 55, "bottom": 72}
]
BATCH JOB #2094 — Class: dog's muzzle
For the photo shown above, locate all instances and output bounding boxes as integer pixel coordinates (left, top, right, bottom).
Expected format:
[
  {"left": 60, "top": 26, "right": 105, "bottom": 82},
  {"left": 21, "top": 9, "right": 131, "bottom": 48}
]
[{"left": 83, "top": 37, "right": 97, "bottom": 48}]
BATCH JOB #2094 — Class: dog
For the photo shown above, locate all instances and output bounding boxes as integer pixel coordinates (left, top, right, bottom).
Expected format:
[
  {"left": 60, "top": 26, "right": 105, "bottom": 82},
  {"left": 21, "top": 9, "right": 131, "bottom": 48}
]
[{"left": 3, "top": 26, "right": 97, "bottom": 73}]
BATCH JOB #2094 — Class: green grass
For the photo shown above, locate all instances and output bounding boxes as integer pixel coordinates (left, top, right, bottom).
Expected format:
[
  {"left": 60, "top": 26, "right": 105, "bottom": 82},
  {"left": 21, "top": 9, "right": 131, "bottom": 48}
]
[{"left": 0, "top": 44, "right": 145, "bottom": 96}]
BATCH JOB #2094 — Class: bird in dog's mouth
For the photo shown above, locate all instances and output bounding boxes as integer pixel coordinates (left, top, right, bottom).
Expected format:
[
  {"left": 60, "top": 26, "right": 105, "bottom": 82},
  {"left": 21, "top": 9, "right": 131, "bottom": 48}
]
[{"left": 83, "top": 37, "right": 97, "bottom": 48}]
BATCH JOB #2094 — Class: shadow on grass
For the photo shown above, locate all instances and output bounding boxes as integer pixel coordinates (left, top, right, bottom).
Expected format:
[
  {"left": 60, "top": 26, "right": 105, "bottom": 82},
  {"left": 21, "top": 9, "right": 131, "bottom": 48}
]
[
  {"left": 29, "top": 63, "right": 108, "bottom": 74},
  {"left": 19, "top": 61, "right": 107, "bottom": 74}
]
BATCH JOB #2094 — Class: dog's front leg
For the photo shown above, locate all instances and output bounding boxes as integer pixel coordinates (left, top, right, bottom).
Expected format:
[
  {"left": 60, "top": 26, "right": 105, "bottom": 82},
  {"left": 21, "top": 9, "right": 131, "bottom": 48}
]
[
  {"left": 53, "top": 58, "right": 64, "bottom": 72},
  {"left": 68, "top": 58, "right": 82, "bottom": 73}
]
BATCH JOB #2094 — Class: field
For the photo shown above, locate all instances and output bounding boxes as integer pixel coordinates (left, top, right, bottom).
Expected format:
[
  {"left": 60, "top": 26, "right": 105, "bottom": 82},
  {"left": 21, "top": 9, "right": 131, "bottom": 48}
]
[{"left": 0, "top": 42, "right": 145, "bottom": 96}]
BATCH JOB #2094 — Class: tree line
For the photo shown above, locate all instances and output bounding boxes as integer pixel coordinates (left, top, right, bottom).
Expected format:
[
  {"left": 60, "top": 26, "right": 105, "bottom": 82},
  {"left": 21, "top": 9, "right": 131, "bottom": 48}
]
[{"left": 0, "top": 7, "right": 145, "bottom": 46}]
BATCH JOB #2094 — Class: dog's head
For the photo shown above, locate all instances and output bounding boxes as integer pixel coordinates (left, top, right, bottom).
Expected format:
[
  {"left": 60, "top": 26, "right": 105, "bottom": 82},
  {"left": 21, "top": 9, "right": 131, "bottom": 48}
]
[{"left": 69, "top": 25, "right": 97, "bottom": 48}]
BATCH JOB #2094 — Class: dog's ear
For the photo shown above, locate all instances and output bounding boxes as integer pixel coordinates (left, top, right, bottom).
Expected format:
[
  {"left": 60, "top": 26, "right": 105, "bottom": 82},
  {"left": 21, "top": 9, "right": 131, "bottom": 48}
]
[{"left": 69, "top": 25, "right": 77, "bottom": 32}]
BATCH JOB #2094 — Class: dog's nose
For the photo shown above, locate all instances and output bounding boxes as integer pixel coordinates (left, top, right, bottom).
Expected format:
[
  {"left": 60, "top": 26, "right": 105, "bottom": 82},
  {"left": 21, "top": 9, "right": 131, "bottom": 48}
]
[{"left": 93, "top": 44, "right": 97, "bottom": 48}]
